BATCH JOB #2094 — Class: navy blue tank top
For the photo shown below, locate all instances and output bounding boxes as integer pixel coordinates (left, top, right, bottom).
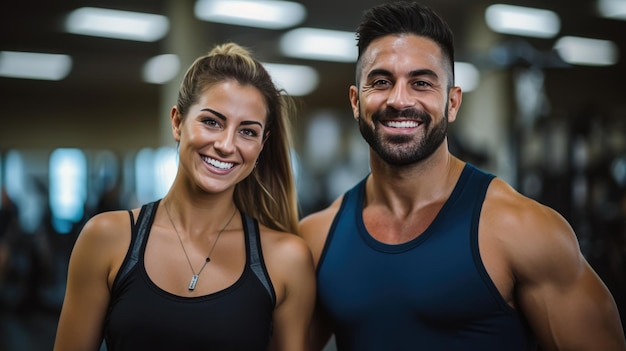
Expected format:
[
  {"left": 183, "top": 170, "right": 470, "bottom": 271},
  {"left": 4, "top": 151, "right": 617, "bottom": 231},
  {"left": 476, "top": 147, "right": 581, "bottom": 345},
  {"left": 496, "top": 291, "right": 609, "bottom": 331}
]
[
  {"left": 104, "top": 200, "right": 276, "bottom": 350},
  {"left": 317, "top": 164, "right": 537, "bottom": 350}
]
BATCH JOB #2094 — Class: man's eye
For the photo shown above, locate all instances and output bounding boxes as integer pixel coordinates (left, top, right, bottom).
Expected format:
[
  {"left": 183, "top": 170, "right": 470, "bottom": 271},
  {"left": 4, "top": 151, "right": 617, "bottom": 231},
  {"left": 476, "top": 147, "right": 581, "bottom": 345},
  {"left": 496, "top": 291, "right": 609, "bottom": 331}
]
[{"left": 373, "top": 79, "right": 390, "bottom": 87}]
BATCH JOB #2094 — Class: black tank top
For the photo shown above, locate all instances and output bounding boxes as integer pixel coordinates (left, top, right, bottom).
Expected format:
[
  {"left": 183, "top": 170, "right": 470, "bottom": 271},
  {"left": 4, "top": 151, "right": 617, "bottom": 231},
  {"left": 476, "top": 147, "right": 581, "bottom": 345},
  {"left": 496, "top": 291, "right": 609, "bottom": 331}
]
[{"left": 104, "top": 200, "right": 276, "bottom": 350}]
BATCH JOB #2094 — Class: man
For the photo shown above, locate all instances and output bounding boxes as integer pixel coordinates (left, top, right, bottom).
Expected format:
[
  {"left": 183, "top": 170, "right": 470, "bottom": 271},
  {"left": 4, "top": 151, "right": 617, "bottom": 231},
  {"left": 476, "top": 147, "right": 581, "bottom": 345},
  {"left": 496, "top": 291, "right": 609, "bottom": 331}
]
[{"left": 298, "top": 2, "right": 626, "bottom": 350}]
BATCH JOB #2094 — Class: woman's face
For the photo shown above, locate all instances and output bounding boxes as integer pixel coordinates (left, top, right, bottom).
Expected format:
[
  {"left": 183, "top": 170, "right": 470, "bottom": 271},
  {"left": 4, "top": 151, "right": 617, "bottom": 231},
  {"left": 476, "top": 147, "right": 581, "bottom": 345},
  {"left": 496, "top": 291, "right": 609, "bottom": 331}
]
[{"left": 173, "top": 79, "right": 267, "bottom": 194}]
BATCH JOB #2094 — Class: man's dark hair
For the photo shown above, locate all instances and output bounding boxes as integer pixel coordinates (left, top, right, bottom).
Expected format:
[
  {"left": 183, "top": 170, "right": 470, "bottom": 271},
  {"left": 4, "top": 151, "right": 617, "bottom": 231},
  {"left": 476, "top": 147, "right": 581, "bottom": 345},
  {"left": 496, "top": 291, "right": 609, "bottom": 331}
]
[{"left": 355, "top": 1, "right": 455, "bottom": 88}]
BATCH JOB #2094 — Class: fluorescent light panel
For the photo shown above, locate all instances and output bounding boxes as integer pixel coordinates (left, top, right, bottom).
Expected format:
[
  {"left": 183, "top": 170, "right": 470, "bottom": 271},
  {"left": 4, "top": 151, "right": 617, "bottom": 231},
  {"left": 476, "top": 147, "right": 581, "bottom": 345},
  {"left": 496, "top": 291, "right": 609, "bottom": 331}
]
[
  {"left": 597, "top": 0, "right": 626, "bottom": 20},
  {"left": 485, "top": 4, "right": 560, "bottom": 38},
  {"left": 143, "top": 54, "right": 181, "bottom": 84},
  {"left": 263, "top": 63, "right": 319, "bottom": 96},
  {"left": 280, "top": 28, "right": 357, "bottom": 62},
  {"left": 0, "top": 51, "right": 72, "bottom": 81},
  {"left": 554, "top": 36, "right": 619, "bottom": 66},
  {"left": 194, "top": 0, "right": 306, "bottom": 29},
  {"left": 65, "top": 7, "right": 169, "bottom": 42}
]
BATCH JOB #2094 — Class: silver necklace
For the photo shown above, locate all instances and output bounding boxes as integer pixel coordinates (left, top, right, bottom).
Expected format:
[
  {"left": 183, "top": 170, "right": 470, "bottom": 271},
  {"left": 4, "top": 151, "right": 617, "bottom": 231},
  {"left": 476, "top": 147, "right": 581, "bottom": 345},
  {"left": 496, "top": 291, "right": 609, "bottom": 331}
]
[{"left": 163, "top": 201, "right": 237, "bottom": 291}]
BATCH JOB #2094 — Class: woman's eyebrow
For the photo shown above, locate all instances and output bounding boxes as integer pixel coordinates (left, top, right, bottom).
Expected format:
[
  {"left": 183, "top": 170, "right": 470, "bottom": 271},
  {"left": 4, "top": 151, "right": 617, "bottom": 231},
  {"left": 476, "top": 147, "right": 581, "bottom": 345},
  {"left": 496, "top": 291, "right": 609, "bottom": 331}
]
[
  {"left": 201, "top": 108, "right": 226, "bottom": 121},
  {"left": 201, "top": 108, "right": 263, "bottom": 128}
]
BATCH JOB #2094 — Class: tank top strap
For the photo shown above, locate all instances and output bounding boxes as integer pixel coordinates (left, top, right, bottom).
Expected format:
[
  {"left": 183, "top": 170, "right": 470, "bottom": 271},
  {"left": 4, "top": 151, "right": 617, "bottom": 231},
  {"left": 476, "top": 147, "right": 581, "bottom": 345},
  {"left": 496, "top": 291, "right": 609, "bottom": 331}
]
[
  {"left": 243, "top": 212, "right": 276, "bottom": 306},
  {"left": 111, "top": 199, "right": 160, "bottom": 293}
]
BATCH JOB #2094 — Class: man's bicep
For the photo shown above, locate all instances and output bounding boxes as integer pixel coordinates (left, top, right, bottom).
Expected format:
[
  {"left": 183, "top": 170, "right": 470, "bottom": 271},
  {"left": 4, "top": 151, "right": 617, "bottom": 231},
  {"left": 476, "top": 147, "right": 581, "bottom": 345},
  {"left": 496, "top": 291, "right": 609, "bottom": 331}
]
[{"left": 516, "top": 239, "right": 625, "bottom": 350}]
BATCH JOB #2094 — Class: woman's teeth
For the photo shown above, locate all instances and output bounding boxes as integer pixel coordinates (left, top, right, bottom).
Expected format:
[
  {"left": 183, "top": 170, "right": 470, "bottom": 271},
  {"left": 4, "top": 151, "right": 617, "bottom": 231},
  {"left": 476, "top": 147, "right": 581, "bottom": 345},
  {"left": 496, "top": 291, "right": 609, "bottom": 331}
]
[{"left": 204, "top": 157, "right": 234, "bottom": 169}]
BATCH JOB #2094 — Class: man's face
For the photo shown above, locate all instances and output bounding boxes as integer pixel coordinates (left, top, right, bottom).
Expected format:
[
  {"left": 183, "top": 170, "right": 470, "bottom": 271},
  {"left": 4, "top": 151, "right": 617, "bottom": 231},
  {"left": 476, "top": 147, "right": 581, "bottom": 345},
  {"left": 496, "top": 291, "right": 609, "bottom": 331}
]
[{"left": 350, "top": 34, "right": 461, "bottom": 167}]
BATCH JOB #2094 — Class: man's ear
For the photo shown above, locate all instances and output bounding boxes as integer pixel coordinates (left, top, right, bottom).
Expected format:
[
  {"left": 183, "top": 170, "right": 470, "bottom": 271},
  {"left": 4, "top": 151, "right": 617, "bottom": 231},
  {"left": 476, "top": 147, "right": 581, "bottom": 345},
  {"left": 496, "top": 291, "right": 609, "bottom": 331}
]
[
  {"left": 447, "top": 86, "right": 462, "bottom": 123},
  {"left": 349, "top": 85, "right": 360, "bottom": 121}
]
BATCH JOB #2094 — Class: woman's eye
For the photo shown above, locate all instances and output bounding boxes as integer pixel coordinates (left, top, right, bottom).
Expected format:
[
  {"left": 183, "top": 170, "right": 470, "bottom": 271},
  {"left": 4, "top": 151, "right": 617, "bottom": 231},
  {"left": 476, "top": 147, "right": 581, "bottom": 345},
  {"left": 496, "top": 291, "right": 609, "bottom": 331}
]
[
  {"left": 241, "top": 129, "right": 258, "bottom": 137},
  {"left": 202, "top": 118, "right": 220, "bottom": 127}
]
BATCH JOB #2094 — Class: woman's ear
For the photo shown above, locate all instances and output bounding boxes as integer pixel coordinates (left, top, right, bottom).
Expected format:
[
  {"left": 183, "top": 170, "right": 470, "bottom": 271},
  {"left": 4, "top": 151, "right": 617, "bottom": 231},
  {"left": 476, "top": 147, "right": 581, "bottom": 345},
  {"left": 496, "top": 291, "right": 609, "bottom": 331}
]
[{"left": 170, "top": 106, "right": 182, "bottom": 142}]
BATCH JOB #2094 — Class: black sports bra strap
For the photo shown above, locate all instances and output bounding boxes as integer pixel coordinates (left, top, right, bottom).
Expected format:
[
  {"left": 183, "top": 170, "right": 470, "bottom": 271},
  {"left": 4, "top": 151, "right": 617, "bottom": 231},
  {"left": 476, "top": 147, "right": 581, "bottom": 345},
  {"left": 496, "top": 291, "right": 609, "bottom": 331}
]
[
  {"left": 244, "top": 213, "right": 276, "bottom": 306},
  {"left": 115, "top": 201, "right": 159, "bottom": 286},
  {"left": 128, "top": 210, "right": 135, "bottom": 227}
]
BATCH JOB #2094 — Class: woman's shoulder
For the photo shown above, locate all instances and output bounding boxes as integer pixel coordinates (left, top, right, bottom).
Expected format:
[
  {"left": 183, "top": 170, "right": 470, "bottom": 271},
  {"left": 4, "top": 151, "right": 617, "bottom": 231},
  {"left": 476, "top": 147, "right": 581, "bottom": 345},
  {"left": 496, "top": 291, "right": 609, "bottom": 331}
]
[
  {"left": 257, "top": 224, "right": 315, "bottom": 304},
  {"left": 259, "top": 224, "right": 309, "bottom": 251},
  {"left": 73, "top": 209, "right": 135, "bottom": 260},
  {"left": 81, "top": 209, "right": 135, "bottom": 238},
  {"left": 258, "top": 224, "right": 312, "bottom": 267},
  {"left": 67, "top": 209, "right": 137, "bottom": 287}
]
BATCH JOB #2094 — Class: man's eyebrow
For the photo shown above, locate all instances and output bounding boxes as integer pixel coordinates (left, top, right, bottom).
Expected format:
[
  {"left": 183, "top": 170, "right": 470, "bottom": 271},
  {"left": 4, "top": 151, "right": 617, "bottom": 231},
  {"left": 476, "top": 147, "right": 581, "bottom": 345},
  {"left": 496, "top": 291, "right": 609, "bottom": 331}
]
[
  {"left": 408, "top": 68, "right": 439, "bottom": 79},
  {"left": 365, "top": 68, "right": 392, "bottom": 81},
  {"left": 201, "top": 108, "right": 263, "bottom": 128},
  {"left": 365, "top": 68, "right": 439, "bottom": 80}
]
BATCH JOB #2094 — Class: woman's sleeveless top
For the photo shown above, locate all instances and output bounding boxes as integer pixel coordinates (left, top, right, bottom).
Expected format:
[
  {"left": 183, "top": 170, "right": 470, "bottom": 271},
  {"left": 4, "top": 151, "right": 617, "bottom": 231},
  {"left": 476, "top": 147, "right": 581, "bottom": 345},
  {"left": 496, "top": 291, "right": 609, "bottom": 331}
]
[{"left": 104, "top": 200, "right": 276, "bottom": 350}]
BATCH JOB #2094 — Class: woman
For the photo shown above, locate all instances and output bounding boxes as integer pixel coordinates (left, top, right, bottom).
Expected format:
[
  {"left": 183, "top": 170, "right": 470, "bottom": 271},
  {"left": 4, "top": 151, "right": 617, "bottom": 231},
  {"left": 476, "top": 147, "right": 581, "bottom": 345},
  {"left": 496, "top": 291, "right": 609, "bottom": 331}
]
[{"left": 54, "top": 43, "right": 316, "bottom": 351}]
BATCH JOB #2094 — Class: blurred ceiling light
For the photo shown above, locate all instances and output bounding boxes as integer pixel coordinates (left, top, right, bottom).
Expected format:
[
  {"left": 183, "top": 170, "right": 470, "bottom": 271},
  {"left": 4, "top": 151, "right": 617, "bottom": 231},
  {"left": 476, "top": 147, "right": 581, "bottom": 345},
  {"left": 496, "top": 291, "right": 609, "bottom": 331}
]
[
  {"left": 263, "top": 63, "right": 319, "bottom": 96},
  {"left": 280, "top": 28, "right": 356, "bottom": 62},
  {"left": 554, "top": 36, "right": 619, "bottom": 66},
  {"left": 0, "top": 51, "right": 72, "bottom": 81},
  {"left": 143, "top": 54, "right": 180, "bottom": 84},
  {"left": 597, "top": 0, "right": 626, "bottom": 20},
  {"left": 485, "top": 4, "right": 560, "bottom": 38},
  {"left": 65, "top": 7, "right": 169, "bottom": 42},
  {"left": 454, "top": 62, "right": 480, "bottom": 92},
  {"left": 194, "top": 0, "right": 306, "bottom": 29},
  {"left": 49, "top": 148, "right": 87, "bottom": 233}
]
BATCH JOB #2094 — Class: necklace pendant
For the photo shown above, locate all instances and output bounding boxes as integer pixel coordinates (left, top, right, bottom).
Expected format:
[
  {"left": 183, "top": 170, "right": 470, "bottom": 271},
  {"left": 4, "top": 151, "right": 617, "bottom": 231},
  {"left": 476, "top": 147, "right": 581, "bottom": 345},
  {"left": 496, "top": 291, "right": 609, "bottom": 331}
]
[{"left": 188, "top": 274, "right": 199, "bottom": 291}]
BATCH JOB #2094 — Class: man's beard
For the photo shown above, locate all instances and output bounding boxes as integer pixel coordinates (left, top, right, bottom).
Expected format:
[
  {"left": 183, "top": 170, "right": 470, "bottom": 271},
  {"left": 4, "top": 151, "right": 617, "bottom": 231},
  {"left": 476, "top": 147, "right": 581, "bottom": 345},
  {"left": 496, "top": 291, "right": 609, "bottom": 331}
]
[{"left": 357, "top": 105, "right": 448, "bottom": 166}]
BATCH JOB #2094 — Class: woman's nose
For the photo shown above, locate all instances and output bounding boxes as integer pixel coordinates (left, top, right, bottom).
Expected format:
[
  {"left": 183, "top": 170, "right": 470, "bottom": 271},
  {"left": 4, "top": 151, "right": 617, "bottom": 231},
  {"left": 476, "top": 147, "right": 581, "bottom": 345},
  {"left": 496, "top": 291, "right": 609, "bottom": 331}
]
[{"left": 213, "top": 130, "right": 235, "bottom": 154}]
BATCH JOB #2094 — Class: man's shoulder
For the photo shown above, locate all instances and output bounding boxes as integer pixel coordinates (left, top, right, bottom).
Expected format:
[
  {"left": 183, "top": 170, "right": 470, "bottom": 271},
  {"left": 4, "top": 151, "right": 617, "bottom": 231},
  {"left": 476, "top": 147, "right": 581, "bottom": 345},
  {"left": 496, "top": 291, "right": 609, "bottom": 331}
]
[
  {"left": 482, "top": 177, "right": 578, "bottom": 263},
  {"left": 298, "top": 195, "right": 345, "bottom": 264},
  {"left": 299, "top": 195, "right": 344, "bottom": 233},
  {"left": 484, "top": 177, "right": 549, "bottom": 219}
]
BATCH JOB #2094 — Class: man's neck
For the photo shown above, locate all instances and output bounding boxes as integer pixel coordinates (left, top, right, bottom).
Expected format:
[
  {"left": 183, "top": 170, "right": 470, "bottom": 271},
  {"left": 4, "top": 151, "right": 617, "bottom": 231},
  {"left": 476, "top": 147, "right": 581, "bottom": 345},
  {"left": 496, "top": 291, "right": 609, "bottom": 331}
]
[{"left": 366, "top": 148, "right": 464, "bottom": 214}]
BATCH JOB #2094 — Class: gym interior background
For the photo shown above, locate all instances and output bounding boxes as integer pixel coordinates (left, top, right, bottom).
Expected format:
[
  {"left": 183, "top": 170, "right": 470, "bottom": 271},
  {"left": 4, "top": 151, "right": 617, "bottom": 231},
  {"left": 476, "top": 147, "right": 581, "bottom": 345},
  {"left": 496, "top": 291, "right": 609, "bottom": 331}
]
[{"left": 1, "top": 0, "right": 625, "bottom": 350}]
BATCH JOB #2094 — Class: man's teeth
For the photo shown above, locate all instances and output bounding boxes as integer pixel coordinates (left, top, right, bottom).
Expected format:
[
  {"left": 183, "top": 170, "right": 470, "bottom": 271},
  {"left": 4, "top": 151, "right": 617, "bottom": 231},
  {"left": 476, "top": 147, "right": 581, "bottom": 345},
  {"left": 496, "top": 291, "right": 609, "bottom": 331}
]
[
  {"left": 385, "top": 120, "right": 420, "bottom": 128},
  {"left": 204, "top": 157, "right": 234, "bottom": 169}
]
